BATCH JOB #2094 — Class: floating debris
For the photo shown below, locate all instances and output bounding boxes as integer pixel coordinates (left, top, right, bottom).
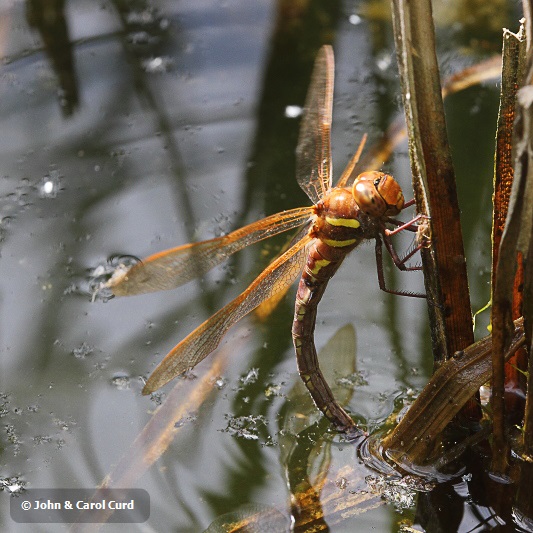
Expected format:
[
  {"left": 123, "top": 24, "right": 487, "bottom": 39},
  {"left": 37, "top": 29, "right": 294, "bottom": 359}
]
[
  {"left": 0, "top": 476, "right": 26, "bottom": 495},
  {"left": 111, "top": 374, "right": 131, "bottom": 390},
  {"left": 335, "top": 371, "right": 369, "bottom": 388},
  {"left": 240, "top": 368, "right": 259, "bottom": 386},
  {"left": 76, "top": 255, "right": 141, "bottom": 301},
  {"left": 264, "top": 383, "right": 283, "bottom": 398},
  {"left": 72, "top": 342, "right": 94, "bottom": 359},
  {"left": 224, "top": 415, "right": 266, "bottom": 440},
  {"left": 366, "top": 474, "right": 435, "bottom": 511}
]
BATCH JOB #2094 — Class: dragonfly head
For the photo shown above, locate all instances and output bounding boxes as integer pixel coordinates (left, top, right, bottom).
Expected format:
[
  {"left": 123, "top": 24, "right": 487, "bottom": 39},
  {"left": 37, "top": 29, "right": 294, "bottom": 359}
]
[{"left": 352, "top": 171, "right": 404, "bottom": 217}]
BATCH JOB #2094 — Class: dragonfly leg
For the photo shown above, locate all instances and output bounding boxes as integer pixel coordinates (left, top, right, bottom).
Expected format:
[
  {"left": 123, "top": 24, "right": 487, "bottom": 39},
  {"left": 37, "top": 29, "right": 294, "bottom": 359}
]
[
  {"left": 375, "top": 236, "right": 426, "bottom": 298},
  {"left": 382, "top": 231, "right": 424, "bottom": 271},
  {"left": 388, "top": 239, "right": 423, "bottom": 271},
  {"left": 386, "top": 217, "right": 418, "bottom": 232},
  {"left": 385, "top": 213, "right": 429, "bottom": 237},
  {"left": 382, "top": 212, "right": 431, "bottom": 269}
]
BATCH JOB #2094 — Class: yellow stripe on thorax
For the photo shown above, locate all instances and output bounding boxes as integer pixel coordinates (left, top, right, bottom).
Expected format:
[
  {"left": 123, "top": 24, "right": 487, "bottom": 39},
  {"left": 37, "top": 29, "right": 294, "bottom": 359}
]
[
  {"left": 322, "top": 238, "right": 358, "bottom": 247},
  {"left": 325, "top": 216, "right": 360, "bottom": 228}
]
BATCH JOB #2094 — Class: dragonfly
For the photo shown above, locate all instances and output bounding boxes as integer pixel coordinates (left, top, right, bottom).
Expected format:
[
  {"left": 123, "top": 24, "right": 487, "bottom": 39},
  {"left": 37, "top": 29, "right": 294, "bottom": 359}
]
[{"left": 106, "top": 45, "right": 426, "bottom": 435}]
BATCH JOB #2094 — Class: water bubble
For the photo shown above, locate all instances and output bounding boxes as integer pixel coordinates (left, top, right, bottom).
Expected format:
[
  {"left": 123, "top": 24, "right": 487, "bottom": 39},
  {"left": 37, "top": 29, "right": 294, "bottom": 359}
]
[
  {"left": 142, "top": 56, "right": 173, "bottom": 73},
  {"left": 376, "top": 52, "right": 392, "bottom": 72},
  {"left": 213, "top": 377, "right": 227, "bottom": 390},
  {"left": 39, "top": 170, "right": 62, "bottom": 198},
  {"left": 285, "top": 105, "right": 302, "bottom": 118}
]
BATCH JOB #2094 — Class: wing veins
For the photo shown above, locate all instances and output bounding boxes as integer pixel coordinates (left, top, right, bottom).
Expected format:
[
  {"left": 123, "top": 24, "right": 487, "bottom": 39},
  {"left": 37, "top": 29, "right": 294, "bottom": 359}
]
[
  {"left": 108, "top": 207, "right": 312, "bottom": 296},
  {"left": 142, "top": 234, "right": 313, "bottom": 393},
  {"left": 295, "top": 45, "right": 334, "bottom": 204}
]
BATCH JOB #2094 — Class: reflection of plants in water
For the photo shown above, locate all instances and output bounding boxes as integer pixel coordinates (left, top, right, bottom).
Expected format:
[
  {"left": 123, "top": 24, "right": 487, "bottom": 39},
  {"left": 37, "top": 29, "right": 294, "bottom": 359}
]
[
  {"left": 370, "top": 3, "right": 533, "bottom": 529},
  {"left": 4, "top": 0, "right": 526, "bottom": 531}
]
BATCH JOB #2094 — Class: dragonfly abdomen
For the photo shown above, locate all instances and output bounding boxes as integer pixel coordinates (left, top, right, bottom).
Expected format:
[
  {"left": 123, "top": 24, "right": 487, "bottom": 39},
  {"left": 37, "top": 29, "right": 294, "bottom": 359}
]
[
  {"left": 292, "top": 245, "right": 355, "bottom": 430},
  {"left": 292, "top": 188, "right": 369, "bottom": 431}
]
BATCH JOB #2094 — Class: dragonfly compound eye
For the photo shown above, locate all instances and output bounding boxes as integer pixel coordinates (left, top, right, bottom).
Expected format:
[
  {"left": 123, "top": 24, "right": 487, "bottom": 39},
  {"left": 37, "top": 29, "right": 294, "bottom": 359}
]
[
  {"left": 352, "top": 171, "right": 388, "bottom": 217},
  {"left": 375, "top": 174, "right": 405, "bottom": 216}
]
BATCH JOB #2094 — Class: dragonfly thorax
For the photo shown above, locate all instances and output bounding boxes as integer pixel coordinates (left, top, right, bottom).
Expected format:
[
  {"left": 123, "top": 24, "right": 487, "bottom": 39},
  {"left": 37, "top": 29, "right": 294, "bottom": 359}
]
[
  {"left": 311, "top": 187, "right": 370, "bottom": 252},
  {"left": 352, "top": 171, "right": 404, "bottom": 217},
  {"left": 315, "top": 187, "right": 362, "bottom": 228}
]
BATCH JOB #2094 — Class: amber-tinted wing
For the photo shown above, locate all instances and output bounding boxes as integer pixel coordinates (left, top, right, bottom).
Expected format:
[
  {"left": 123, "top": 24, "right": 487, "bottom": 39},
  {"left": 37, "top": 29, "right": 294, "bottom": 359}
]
[
  {"left": 142, "top": 234, "right": 313, "bottom": 394},
  {"left": 107, "top": 207, "right": 312, "bottom": 296},
  {"left": 254, "top": 224, "right": 311, "bottom": 320},
  {"left": 295, "top": 45, "right": 334, "bottom": 204}
]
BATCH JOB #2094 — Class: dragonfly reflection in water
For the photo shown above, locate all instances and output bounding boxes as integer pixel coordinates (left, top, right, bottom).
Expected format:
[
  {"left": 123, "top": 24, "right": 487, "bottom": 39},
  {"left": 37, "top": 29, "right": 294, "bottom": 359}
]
[{"left": 107, "top": 45, "right": 426, "bottom": 435}]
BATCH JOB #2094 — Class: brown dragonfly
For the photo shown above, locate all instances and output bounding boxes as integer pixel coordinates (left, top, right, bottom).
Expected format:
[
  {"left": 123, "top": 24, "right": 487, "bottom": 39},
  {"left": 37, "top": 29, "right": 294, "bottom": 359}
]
[{"left": 107, "top": 45, "right": 425, "bottom": 435}]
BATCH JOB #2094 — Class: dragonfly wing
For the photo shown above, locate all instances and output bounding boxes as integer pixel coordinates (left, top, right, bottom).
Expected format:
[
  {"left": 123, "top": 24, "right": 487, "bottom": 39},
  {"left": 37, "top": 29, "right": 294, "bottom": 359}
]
[
  {"left": 142, "top": 234, "right": 313, "bottom": 394},
  {"left": 255, "top": 223, "right": 311, "bottom": 320},
  {"left": 107, "top": 207, "right": 312, "bottom": 296},
  {"left": 295, "top": 45, "right": 334, "bottom": 204}
]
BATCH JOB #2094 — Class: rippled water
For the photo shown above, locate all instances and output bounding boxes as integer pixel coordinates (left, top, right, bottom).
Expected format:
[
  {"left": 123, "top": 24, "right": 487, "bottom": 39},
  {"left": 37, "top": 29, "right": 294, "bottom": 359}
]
[{"left": 0, "top": 0, "right": 513, "bottom": 531}]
